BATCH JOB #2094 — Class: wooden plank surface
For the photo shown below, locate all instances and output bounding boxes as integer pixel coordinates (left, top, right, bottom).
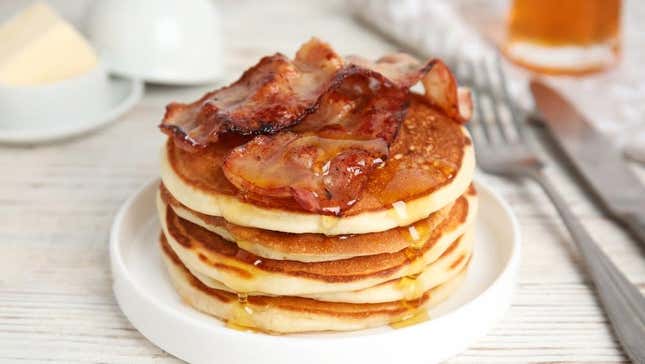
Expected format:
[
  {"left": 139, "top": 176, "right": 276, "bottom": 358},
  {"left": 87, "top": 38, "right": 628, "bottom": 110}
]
[{"left": 1, "top": 1, "right": 643, "bottom": 363}]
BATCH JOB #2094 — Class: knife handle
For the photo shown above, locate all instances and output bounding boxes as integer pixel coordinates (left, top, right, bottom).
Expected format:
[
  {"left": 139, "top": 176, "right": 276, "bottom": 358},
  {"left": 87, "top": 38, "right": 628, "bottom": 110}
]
[{"left": 622, "top": 212, "right": 645, "bottom": 249}]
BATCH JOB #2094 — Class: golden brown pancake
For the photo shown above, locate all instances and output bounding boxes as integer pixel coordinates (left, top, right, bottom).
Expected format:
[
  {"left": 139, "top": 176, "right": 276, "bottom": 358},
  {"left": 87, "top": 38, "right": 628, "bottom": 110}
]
[
  {"left": 160, "top": 183, "right": 462, "bottom": 262},
  {"left": 157, "top": 189, "right": 477, "bottom": 296},
  {"left": 160, "top": 235, "right": 469, "bottom": 333},
  {"left": 188, "top": 228, "right": 473, "bottom": 303},
  {"left": 160, "top": 94, "right": 475, "bottom": 235}
]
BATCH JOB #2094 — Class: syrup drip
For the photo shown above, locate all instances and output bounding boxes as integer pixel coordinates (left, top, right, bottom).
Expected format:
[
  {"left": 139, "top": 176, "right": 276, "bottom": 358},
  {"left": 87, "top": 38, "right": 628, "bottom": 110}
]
[
  {"left": 400, "top": 298, "right": 418, "bottom": 311},
  {"left": 431, "top": 159, "right": 456, "bottom": 179},
  {"left": 407, "top": 226, "right": 420, "bottom": 242},
  {"left": 391, "top": 200, "right": 409, "bottom": 223},
  {"left": 401, "top": 251, "right": 424, "bottom": 290},
  {"left": 226, "top": 293, "right": 257, "bottom": 332},
  {"left": 320, "top": 215, "right": 339, "bottom": 233},
  {"left": 403, "top": 221, "right": 428, "bottom": 276},
  {"left": 406, "top": 223, "right": 431, "bottom": 250},
  {"left": 389, "top": 309, "right": 430, "bottom": 329},
  {"left": 403, "top": 247, "right": 419, "bottom": 262},
  {"left": 397, "top": 275, "right": 424, "bottom": 301},
  {"left": 398, "top": 224, "right": 427, "bottom": 301}
]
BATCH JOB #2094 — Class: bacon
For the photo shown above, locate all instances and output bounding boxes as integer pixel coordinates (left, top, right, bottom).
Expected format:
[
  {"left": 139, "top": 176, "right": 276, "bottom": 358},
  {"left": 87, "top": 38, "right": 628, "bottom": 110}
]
[
  {"left": 223, "top": 132, "right": 387, "bottom": 214},
  {"left": 419, "top": 60, "right": 472, "bottom": 123},
  {"left": 346, "top": 53, "right": 423, "bottom": 87},
  {"left": 160, "top": 38, "right": 343, "bottom": 150},
  {"left": 456, "top": 87, "right": 473, "bottom": 122},
  {"left": 346, "top": 55, "right": 472, "bottom": 123},
  {"left": 162, "top": 38, "right": 472, "bottom": 213},
  {"left": 223, "top": 66, "right": 406, "bottom": 214},
  {"left": 291, "top": 66, "right": 407, "bottom": 144}
]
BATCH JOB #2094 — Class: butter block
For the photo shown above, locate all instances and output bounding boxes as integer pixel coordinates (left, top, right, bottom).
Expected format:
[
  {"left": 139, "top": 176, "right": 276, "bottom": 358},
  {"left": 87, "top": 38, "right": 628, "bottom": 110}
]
[{"left": 0, "top": 2, "right": 98, "bottom": 85}]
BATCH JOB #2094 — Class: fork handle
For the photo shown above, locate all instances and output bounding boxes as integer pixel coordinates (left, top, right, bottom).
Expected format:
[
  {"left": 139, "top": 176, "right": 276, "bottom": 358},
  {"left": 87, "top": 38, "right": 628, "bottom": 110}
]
[
  {"left": 528, "top": 170, "right": 645, "bottom": 363},
  {"left": 621, "top": 212, "right": 645, "bottom": 250}
]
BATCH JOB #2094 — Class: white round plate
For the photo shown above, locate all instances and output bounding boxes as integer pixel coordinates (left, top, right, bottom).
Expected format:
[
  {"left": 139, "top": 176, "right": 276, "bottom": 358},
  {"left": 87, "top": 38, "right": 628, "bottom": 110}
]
[
  {"left": 0, "top": 75, "right": 143, "bottom": 145},
  {"left": 110, "top": 178, "right": 520, "bottom": 364}
]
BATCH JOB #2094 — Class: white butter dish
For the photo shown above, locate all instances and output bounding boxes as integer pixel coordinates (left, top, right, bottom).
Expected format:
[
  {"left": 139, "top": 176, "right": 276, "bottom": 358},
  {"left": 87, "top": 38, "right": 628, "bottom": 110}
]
[{"left": 0, "top": 64, "right": 143, "bottom": 144}]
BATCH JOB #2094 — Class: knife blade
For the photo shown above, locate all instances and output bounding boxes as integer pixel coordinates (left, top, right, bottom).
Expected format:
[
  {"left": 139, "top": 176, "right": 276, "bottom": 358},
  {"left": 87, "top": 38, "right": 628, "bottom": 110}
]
[{"left": 530, "top": 79, "right": 645, "bottom": 246}]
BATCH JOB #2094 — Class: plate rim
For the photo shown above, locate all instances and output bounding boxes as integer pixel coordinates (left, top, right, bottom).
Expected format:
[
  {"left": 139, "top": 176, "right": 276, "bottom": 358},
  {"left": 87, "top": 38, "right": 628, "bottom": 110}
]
[
  {"left": 109, "top": 177, "right": 521, "bottom": 345},
  {"left": 0, "top": 75, "right": 144, "bottom": 144}
]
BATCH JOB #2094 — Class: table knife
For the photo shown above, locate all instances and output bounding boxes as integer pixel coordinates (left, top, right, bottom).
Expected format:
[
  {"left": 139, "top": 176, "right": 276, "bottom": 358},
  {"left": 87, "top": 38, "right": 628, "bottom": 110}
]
[{"left": 530, "top": 80, "right": 645, "bottom": 247}]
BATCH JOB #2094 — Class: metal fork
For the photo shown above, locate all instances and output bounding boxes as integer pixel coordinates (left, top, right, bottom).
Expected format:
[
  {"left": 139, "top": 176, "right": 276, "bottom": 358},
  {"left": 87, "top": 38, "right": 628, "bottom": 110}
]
[{"left": 462, "top": 56, "right": 645, "bottom": 363}]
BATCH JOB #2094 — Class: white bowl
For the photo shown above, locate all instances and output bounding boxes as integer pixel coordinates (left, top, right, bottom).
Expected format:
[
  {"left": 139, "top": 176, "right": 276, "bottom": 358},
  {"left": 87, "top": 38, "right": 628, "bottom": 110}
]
[
  {"left": 0, "top": 64, "right": 112, "bottom": 130},
  {"left": 85, "top": 0, "right": 222, "bottom": 85}
]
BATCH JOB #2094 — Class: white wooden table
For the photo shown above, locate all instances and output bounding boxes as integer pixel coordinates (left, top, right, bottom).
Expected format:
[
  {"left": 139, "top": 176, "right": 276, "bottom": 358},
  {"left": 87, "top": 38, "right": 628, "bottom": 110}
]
[{"left": 1, "top": 1, "right": 644, "bottom": 362}]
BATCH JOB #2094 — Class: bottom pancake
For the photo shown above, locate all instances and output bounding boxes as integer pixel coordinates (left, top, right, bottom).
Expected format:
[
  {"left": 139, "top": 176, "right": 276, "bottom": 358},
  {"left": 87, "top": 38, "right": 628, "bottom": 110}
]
[{"left": 161, "top": 234, "right": 469, "bottom": 333}]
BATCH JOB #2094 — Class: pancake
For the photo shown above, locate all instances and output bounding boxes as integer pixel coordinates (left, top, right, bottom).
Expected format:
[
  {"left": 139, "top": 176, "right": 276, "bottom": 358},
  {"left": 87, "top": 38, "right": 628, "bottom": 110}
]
[
  {"left": 305, "top": 228, "right": 472, "bottom": 303},
  {"left": 189, "top": 227, "right": 473, "bottom": 303},
  {"left": 160, "top": 183, "right": 460, "bottom": 262},
  {"left": 157, "top": 189, "right": 478, "bottom": 296},
  {"left": 160, "top": 94, "right": 476, "bottom": 235},
  {"left": 160, "top": 235, "right": 469, "bottom": 333}
]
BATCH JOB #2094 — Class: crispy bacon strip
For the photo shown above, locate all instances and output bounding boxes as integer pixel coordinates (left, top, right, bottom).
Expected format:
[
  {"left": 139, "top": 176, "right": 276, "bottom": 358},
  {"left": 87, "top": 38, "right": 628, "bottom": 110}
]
[
  {"left": 223, "top": 132, "right": 387, "bottom": 214},
  {"left": 346, "top": 53, "right": 422, "bottom": 87},
  {"left": 420, "top": 60, "right": 472, "bottom": 123},
  {"left": 291, "top": 66, "right": 407, "bottom": 144},
  {"left": 160, "top": 38, "right": 343, "bottom": 150},
  {"left": 346, "top": 55, "right": 472, "bottom": 123},
  {"left": 223, "top": 66, "right": 406, "bottom": 214}
]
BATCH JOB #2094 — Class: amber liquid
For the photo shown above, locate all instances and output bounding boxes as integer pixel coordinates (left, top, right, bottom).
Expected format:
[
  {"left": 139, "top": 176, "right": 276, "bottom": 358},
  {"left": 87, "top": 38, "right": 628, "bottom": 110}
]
[{"left": 504, "top": 0, "right": 621, "bottom": 75}]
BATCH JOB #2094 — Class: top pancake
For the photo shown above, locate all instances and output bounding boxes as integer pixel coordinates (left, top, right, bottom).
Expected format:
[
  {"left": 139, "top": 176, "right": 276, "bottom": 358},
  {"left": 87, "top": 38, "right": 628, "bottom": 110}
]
[{"left": 161, "top": 94, "right": 475, "bottom": 235}]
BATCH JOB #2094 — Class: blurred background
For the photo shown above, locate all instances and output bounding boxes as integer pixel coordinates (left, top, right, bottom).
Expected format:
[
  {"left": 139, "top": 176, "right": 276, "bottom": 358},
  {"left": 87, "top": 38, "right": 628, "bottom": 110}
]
[{"left": 1, "top": 0, "right": 643, "bottom": 159}]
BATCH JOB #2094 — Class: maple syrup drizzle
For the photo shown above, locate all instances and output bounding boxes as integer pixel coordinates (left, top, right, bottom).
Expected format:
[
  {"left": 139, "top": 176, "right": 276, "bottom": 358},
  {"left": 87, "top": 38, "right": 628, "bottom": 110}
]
[
  {"left": 395, "top": 217, "right": 433, "bottom": 318},
  {"left": 406, "top": 220, "right": 432, "bottom": 249},
  {"left": 431, "top": 159, "right": 456, "bottom": 179},
  {"left": 391, "top": 200, "right": 409, "bottom": 223},
  {"left": 320, "top": 215, "right": 339, "bottom": 233},
  {"left": 389, "top": 309, "right": 430, "bottom": 329},
  {"left": 402, "top": 220, "right": 429, "bottom": 275},
  {"left": 396, "top": 275, "right": 424, "bottom": 301},
  {"left": 226, "top": 293, "right": 258, "bottom": 332}
]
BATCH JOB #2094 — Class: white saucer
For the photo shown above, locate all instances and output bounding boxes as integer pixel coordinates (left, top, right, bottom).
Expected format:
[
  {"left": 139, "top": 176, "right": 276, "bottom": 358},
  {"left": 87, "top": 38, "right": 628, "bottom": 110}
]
[
  {"left": 110, "top": 179, "right": 520, "bottom": 364},
  {"left": 0, "top": 75, "right": 143, "bottom": 145}
]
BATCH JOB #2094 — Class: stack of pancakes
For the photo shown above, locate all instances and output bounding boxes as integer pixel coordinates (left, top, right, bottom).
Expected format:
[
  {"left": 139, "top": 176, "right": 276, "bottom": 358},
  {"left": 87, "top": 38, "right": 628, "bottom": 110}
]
[{"left": 157, "top": 92, "right": 477, "bottom": 334}]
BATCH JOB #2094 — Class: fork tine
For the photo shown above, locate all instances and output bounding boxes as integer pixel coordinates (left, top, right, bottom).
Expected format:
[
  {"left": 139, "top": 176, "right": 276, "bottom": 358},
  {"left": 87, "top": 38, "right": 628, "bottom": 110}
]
[
  {"left": 480, "top": 59, "right": 510, "bottom": 142},
  {"left": 465, "top": 59, "right": 492, "bottom": 144},
  {"left": 495, "top": 54, "right": 525, "bottom": 140}
]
